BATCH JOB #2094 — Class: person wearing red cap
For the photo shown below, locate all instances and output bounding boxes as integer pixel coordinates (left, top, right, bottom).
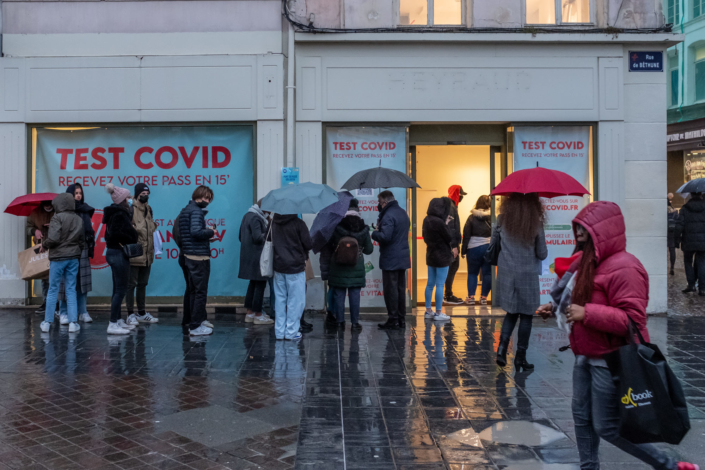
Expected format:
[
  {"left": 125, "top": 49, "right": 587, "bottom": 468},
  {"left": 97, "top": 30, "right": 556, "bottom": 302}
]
[{"left": 444, "top": 185, "right": 467, "bottom": 305}]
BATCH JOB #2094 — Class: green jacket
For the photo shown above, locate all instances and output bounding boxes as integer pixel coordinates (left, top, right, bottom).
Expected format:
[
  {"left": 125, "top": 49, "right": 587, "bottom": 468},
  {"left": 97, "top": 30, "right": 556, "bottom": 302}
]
[
  {"left": 130, "top": 198, "right": 156, "bottom": 267},
  {"left": 42, "top": 193, "right": 85, "bottom": 261},
  {"left": 328, "top": 215, "right": 374, "bottom": 289}
]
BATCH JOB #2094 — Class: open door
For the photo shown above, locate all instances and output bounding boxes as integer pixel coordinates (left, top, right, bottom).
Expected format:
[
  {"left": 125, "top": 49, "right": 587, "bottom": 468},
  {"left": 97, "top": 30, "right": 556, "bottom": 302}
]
[{"left": 490, "top": 145, "right": 504, "bottom": 297}]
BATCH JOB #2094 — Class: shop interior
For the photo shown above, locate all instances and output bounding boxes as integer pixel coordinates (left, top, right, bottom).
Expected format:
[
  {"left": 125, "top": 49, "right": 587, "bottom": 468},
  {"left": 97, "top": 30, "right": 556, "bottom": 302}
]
[{"left": 415, "top": 145, "right": 493, "bottom": 305}]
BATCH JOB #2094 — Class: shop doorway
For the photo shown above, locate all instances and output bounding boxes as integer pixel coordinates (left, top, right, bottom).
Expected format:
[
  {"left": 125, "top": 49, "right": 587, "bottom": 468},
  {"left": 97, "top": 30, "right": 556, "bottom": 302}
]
[{"left": 415, "top": 145, "right": 494, "bottom": 306}]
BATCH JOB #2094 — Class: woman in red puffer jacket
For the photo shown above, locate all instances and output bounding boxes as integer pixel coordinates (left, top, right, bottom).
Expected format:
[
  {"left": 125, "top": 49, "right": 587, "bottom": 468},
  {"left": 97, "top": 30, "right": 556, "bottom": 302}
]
[{"left": 537, "top": 201, "right": 697, "bottom": 470}]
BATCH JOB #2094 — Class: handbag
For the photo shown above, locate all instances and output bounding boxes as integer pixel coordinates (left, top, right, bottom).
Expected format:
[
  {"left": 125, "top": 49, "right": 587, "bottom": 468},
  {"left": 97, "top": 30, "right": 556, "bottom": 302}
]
[
  {"left": 120, "top": 243, "right": 143, "bottom": 259},
  {"left": 260, "top": 223, "right": 274, "bottom": 278},
  {"left": 484, "top": 224, "right": 501, "bottom": 265},
  {"left": 604, "top": 318, "right": 691, "bottom": 444}
]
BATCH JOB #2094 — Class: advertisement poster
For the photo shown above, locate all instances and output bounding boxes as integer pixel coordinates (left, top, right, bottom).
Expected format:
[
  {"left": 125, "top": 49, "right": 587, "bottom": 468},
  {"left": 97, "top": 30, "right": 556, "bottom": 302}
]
[
  {"left": 326, "top": 127, "right": 407, "bottom": 308},
  {"left": 34, "top": 126, "right": 254, "bottom": 297},
  {"left": 513, "top": 126, "right": 591, "bottom": 303}
]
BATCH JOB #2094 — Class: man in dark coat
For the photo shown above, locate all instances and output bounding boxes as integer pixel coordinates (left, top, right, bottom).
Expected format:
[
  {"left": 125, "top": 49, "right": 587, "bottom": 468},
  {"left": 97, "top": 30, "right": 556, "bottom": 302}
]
[
  {"left": 238, "top": 200, "right": 273, "bottom": 325},
  {"left": 372, "top": 191, "right": 411, "bottom": 330},
  {"left": 676, "top": 192, "right": 705, "bottom": 294},
  {"left": 444, "top": 185, "right": 466, "bottom": 305},
  {"left": 178, "top": 185, "right": 218, "bottom": 335}
]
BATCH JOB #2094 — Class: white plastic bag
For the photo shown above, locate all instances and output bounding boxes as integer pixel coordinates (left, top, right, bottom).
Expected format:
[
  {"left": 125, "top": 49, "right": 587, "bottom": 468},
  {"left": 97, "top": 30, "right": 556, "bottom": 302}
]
[
  {"left": 260, "top": 224, "right": 274, "bottom": 278},
  {"left": 153, "top": 231, "right": 163, "bottom": 255}
]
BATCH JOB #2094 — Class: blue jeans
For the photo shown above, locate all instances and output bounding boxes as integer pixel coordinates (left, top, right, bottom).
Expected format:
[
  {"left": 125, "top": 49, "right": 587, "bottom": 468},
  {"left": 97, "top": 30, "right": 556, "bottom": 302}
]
[
  {"left": 273, "top": 271, "right": 306, "bottom": 339},
  {"left": 332, "top": 287, "right": 361, "bottom": 324},
  {"left": 467, "top": 245, "right": 491, "bottom": 298},
  {"left": 60, "top": 291, "right": 87, "bottom": 318},
  {"left": 425, "top": 266, "right": 449, "bottom": 312},
  {"left": 45, "top": 259, "right": 79, "bottom": 323},
  {"left": 572, "top": 356, "right": 676, "bottom": 470}
]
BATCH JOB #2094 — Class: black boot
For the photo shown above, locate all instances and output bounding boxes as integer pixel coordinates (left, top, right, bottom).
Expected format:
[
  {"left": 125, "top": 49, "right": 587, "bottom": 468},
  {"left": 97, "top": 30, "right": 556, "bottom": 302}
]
[
  {"left": 300, "top": 316, "right": 313, "bottom": 331},
  {"left": 325, "top": 312, "right": 337, "bottom": 325},
  {"left": 683, "top": 285, "right": 696, "bottom": 293},
  {"left": 514, "top": 351, "right": 534, "bottom": 371},
  {"left": 496, "top": 313, "right": 518, "bottom": 367},
  {"left": 496, "top": 344, "right": 508, "bottom": 368},
  {"left": 378, "top": 319, "right": 399, "bottom": 330}
]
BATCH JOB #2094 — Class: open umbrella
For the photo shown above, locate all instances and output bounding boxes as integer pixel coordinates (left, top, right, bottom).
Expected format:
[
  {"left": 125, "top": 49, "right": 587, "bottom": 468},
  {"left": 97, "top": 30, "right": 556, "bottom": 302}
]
[
  {"left": 310, "top": 191, "right": 353, "bottom": 254},
  {"left": 261, "top": 182, "right": 339, "bottom": 215},
  {"left": 676, "top": 179, "right": 705, "bottom": 195},
  {"left": 4, "top": 193, "right": 58, "bottom": 217},
  {"left": 341, "top": 166, "right": 420, "bottom": 190},
  {"left": 491, "top": 167, "right": 589, "bottom": 198}
]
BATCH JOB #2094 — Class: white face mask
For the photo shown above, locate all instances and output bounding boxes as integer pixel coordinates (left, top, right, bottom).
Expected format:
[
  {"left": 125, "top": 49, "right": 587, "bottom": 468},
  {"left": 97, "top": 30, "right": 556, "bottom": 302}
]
[{"left": 43, "top": 206, "right": 53, "bottom": 212}]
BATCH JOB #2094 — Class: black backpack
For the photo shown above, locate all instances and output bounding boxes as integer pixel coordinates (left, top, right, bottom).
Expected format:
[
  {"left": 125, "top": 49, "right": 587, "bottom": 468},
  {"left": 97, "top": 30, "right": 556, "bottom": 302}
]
[{"left": 335, "top": 236, "right": 360, "bottom": 266}]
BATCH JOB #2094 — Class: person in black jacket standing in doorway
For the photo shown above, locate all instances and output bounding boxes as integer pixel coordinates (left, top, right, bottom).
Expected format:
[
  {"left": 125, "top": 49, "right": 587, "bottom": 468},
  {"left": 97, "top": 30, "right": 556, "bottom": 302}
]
[
  {"left": 178, "top": 185, "right": 218, "bottom": 336},
  {"left": 676, "top": 192, "right": 705, "bottom": 295},
  {"left": 372, "top": 191, "right": 411, "bottom": 330},
  {"left": 423, "top": 198, "right": 454, "bottom": 322},
  {"left": 444, "top": 185, "right": 466, "bottom": 305}
]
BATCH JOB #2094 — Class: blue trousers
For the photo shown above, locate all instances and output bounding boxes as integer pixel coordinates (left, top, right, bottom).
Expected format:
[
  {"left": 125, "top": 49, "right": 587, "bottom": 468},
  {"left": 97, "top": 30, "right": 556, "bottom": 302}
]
[
  {"left": 60, "top": 291, "right": 87, "bottom": 318},
  {"left": 572, "top": 356, "right": 676, "bottom": 470},
  {"left": 332, "top": 287, "right": 361, "bottom": 324},
  {"left": 45, "top": 259, "right": 79, "bottom": 323},
  {"left": 466, "top": 245, "right": 492, "bottom": 298},
  {"left": 273, "top": 271, "right": 306, "bottom": 339},
  {"left": 425, "top": 266, "right": 449, "bottom": 312}
]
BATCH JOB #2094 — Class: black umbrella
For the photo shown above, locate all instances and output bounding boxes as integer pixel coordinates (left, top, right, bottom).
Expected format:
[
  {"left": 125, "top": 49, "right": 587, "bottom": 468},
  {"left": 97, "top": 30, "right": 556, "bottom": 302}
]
[
  {"left": 677, "top": 178, "right": 705, "bottom": 195},
  {"left": 341, "top": 166, "right": 421, "bottom": 190}
]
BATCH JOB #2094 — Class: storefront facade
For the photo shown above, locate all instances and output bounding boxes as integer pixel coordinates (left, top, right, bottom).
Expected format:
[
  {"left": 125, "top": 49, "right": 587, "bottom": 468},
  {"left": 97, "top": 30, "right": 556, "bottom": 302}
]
[
  {"left": 667, "top": 117, "right": 705, "bottom": 208},
  {"left": 295, "top": 36, "right": 676, "bottom": 313}
]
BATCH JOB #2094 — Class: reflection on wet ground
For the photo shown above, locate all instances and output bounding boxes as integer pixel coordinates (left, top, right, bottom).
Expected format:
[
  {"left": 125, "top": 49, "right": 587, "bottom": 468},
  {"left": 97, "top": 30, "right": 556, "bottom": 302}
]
[{"left": 0, "top": 310, "right": 703, "bottom": 469}]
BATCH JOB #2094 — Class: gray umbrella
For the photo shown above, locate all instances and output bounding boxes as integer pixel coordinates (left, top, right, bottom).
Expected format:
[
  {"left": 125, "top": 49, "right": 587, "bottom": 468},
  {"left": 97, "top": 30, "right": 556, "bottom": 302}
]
[
  {"left": 341, "top": 167, "right": 421, "bottom": 190},
  {"left": 260, "top": 182, "right": 339, "bottom": 215},
  {"left": 677, "top": 178, "right": 705, "bottom": 195}
]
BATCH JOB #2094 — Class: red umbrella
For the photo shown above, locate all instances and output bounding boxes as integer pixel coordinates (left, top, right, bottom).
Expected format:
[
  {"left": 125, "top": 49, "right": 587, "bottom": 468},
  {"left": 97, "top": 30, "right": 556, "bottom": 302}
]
[
  {"left": 491, "top": 167, "right": 590, "bottom": 198},
  {"left": 4, "top": 193, "right": 58, "bottom": 217}
]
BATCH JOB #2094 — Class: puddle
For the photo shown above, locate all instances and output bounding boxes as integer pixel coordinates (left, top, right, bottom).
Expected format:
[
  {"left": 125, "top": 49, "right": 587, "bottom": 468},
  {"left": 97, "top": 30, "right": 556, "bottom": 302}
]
[
  {"left": 479, "top": 421, "right": 567, "bottom": 446},
  {"left": 445, "top": 427, "right": 483, "bottom": 447}
]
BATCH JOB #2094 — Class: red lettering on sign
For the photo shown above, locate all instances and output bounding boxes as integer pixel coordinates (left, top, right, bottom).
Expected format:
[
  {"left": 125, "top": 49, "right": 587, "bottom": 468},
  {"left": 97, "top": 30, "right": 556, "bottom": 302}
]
[
  {"left": 135, "top": 147, "right": 154, "bottom": 170},
  {"left": 57, "top": 149, "right": 73, "bottom": 170}
]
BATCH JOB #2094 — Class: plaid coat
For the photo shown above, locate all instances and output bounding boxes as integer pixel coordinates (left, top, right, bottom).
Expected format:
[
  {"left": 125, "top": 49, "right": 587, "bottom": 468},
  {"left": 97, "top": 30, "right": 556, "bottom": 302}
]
[
  {"left": 58, "top": 247, "right": 92, "bottom": 300},
  {"left": 492, "top": 216, "right": 547, "bottom": 315}
]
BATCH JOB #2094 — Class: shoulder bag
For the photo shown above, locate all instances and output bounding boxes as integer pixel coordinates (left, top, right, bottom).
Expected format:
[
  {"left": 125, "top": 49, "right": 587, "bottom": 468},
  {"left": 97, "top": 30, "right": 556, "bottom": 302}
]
[
  {"left": 484, "top": 224, "right": 501, "bottom": 266},
  {"left": 260, "top": 223, "right": 274, "bottom": 278}
]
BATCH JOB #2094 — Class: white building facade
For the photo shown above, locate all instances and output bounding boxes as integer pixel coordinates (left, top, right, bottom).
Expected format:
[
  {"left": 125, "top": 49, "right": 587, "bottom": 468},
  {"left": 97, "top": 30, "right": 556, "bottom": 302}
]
[{"left": 0, "top": 0, "right": 680, "bottom": 313}]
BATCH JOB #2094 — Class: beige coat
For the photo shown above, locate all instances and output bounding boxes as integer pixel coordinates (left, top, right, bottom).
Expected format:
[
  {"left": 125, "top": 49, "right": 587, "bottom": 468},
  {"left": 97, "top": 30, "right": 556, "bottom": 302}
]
[{"left": 130, "top": 198, "right": 156, "bottom": 266}]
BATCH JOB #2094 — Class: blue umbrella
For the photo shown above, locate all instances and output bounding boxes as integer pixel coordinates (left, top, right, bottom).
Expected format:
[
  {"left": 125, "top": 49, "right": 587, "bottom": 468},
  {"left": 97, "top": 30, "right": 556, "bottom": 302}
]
[
  {"left": 310, "top": 191, "right": 353, "bottom": 254},
  {"left": 260, "top": 182, "right": 339, "bottom": 215}
]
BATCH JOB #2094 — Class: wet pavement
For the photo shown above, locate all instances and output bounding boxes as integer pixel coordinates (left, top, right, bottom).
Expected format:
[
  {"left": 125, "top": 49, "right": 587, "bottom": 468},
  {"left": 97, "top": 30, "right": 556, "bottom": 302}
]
[
  {"left": 0, "top": 309, "right": 703, "bottom": 470},
  {"left": 668, "top": 253, "right": 705, "bottom": 317}
]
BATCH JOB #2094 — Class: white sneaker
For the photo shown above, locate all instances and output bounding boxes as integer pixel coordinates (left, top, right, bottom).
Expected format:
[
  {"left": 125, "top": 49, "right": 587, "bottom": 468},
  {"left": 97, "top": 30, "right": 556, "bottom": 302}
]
[
  {"left": 424, "top": 311, "right": 435, "bottom": 319},
  {"left": 253, "top": 314, "right": 274, "bottom": 325},
  {"left": 68, "top": 322, "right": 80, "bottom": 333},
  {"left": 107, "top": 322, "right": 130, "bottom": 335},
  {"left": 433, "top": 312, "right": 451, "bottom": 321},
  {"left": 289, "top": 332, "right": 303, "bottom": 341},
  {"left": 117, "top": 319, "right": 136, "bottom": 331},
  {"left": 59, "top": 314, "right": 69, "bottom": 325},
  {"left": 245, "top": 313, "right": 256, "bottom": 323},
  {"left": 136, "top": 312, "right": 158, "bottom": 323},
  {"left": 126, "top": 314, "right": 140, "bottom": 326},
  {"left": 190, "top": 325, "right": 213, "bottom": 336},
  {"left": 79, "top": 313, "right": 93, "bottom": 323},
  {"left": 40, "top": 321, "right": 51, "bottom": 333},
  {"left": 201, "top": 320, "right": 214, "bottom": 328}
]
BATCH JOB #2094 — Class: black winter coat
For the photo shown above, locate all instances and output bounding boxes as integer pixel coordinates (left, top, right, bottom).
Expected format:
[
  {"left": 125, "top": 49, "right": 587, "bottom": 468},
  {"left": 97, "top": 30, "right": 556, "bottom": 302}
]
[
  {"left": 677, "top": 196, "right": 705, "bottom": 252},
  {"left": 461, "top": 209, "right": 492, "bottom": 256},
  {"left": 447, "top": 198, "right": 462, "bottom": 248},
  {"left": 422, "top": 198, "right": 453, "bottom": 268},
  {"left": 328, "top": 215, "right": 374, "bottom": 289},
  {"left": 668, "top": 210, "right": 679, "bottom": 249},
  {"left": 371, "top": 200, "right": 411, "bottom": 271},
  {"left": 238, "top": 211, "right": 269, "bottom": 280},
  {"left": 319, "top": 243, "right": 334, "bottom": 281},
  {"left": 271, "top": 214, "right": 313, "bottom": 274},
  {"left": 178, "top": 200, "right": 215, "bottom": 257},
  {"left": 67, "top": 184, "right": 96, "bottom": 258},
  {"left": 103, "top": 204, "right": 138, "bottom": 250}
]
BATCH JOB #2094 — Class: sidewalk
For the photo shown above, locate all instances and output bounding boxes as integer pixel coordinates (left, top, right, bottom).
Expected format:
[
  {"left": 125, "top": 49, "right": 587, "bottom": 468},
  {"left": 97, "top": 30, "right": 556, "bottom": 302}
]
[{"left": 0, "top": 308, "right": 702, "bottom": 469}]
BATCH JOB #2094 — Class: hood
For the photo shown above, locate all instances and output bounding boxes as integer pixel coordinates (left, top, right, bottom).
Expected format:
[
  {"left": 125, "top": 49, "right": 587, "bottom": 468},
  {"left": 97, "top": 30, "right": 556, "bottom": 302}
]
[
  {"left": 102, "top": 204, "right": 129, "bottom": 224},
  {"left": 684, "top": 196, "right": 705, "bottom": 213},
  {"left": 448, "top": 185, "right": 463, "bottom": 206},
  {"left": 273, "top": 214, "right": 299, "bottom": 225},
  {"left": 66, "top": 183, "right": 95, "bottom": 215},
  {"left": 471, "top": 209, "right": 490, "bottom": 219},
  {"left": 52, "top": 193, "right": 75, "bottom": 213},
  {"left": 572, "top": 201, "right": 626, "bottom": 264},
  {"left": 339, "top": 214, "right": 367, "bottom": 233},
  {"left": 427, "top": 198, "right": 449, "bottom": 219}
]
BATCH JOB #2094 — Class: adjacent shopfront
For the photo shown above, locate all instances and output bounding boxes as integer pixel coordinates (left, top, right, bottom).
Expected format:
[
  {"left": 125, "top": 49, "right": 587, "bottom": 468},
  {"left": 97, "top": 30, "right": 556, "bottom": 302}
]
[{"left": 667, "top": 117, "right": 705, "bottom": 207}]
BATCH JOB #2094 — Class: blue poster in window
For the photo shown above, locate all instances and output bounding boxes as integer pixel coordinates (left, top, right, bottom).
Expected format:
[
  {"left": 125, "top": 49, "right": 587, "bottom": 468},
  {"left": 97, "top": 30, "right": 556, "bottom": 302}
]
[
  {"left": 281, "top": 167, "right": 299, "bottom": 186},
  {"left": 629, "top": 51, "right": 664, "bottom": 72}
]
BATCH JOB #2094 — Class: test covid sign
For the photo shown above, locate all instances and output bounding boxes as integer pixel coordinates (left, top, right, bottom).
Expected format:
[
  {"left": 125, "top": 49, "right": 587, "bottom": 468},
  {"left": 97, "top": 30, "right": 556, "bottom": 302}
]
[
  {"left": 34, "top": 126, "right": 254, "bottom": 297},
  {"left": 513, "top": 126, "right": 591, "bottom": 303},
  {"left": 326, "top": 127, "right": 407, "bottom": 308}
]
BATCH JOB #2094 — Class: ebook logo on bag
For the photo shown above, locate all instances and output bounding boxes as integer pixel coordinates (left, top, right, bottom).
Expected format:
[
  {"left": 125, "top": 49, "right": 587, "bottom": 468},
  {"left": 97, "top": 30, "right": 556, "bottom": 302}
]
[{"left": 621, "top": 388, "right": 654, "bottom": 408}]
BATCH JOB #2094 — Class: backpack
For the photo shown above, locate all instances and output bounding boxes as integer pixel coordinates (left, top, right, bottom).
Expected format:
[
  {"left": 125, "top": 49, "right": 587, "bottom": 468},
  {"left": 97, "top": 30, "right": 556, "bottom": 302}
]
[{"left": 335, "top": 236, "right": 360, "bottom": 266}]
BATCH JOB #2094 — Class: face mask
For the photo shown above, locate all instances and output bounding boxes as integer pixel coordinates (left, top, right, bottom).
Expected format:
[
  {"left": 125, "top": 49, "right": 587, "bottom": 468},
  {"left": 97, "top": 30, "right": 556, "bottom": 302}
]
[
  {"left": 377, "top": 203, "right": 383, "bottom": 212},
  {"left": 44, "top": 206, "right": 53, "bottom": 212},
  {"left": 127, "top": 199, "right": 133, "bottom": 207},
  {"left": 458, "top": 195, "right": 464, "bottom": 203},
  {"left": 139, "top": 195, "right": 149, "bottom": 204},
  {"left": 196, "top": 201, "right": 209, "bottom": 209}
]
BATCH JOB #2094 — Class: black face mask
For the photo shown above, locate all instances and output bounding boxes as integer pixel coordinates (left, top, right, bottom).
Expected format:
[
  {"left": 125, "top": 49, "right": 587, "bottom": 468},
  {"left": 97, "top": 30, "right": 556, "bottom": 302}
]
[
  {"left": 458, "top": 195, "right": 464, "bottom": 203},
  {"left": 196, "top": 201, "right": 209, "bottom": 209},
  {"left": 377, "top": 203, "right": 383, "bottom": 212},
  {"left": 139, "top": 195, "right": 149, "bottom": 204}
]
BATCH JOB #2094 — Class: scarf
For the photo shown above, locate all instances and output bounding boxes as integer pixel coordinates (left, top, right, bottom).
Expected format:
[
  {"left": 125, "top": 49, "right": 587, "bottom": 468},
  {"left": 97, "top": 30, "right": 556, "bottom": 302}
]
[
  {"left": 248, "top": 204, "right": 268, "bottom": 222},
  {"left": 345, "top": 210, "right": 361, "bottom": 218}
]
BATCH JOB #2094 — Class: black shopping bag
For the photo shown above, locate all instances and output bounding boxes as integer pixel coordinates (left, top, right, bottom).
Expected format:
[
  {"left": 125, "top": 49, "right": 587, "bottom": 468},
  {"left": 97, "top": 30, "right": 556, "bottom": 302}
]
[{"left": 605, "top": 319, "right": 690, "bottom": 444}]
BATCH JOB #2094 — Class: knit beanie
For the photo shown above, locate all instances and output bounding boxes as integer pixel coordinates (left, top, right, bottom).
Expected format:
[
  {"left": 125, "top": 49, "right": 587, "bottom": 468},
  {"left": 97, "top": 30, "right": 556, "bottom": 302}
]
[
  {"left": 135, "top": 182, "right": 150, "bottom": 196},
  {"left": 105, "top": 183, "right": 131, "bottom": 205},
  {"left": 349, "top": 198, "right": 360, "bottom": 211}
]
